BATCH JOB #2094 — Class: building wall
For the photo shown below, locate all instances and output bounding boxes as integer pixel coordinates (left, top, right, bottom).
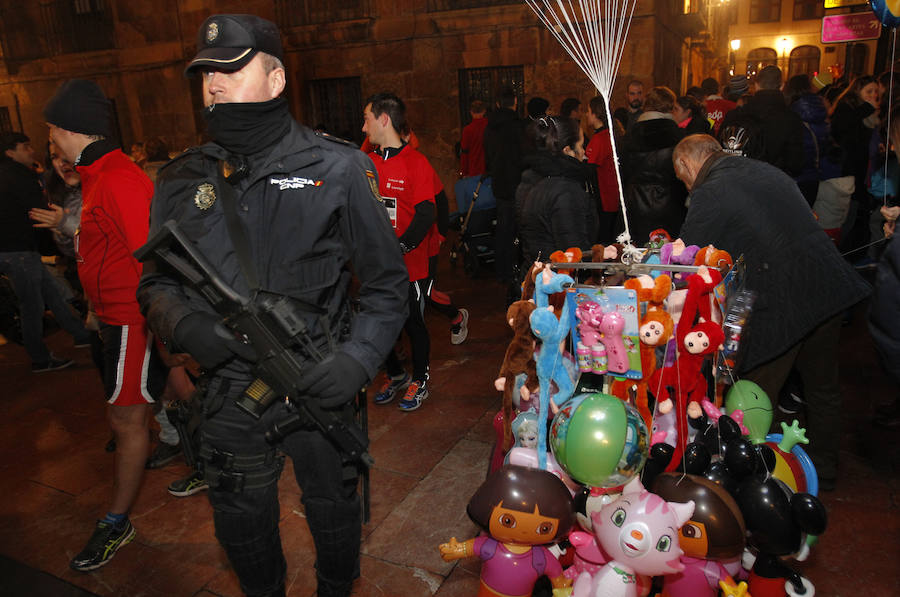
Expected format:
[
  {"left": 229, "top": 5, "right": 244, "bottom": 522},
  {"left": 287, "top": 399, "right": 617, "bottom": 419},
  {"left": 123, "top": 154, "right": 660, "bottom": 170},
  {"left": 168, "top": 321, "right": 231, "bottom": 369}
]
[
  {"left": 727, "top": 0, "right": 878, "bottom": 80},
  {"left": 0, "top": 0, "right": 698, "bottom": 205}
]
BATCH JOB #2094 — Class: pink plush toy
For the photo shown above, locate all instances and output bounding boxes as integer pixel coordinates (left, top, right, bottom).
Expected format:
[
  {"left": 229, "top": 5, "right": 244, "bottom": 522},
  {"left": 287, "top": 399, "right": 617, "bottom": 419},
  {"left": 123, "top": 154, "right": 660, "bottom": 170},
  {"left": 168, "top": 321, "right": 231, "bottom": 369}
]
[{"left": 572, "top": 477, "right": 695, "bottom": 597}]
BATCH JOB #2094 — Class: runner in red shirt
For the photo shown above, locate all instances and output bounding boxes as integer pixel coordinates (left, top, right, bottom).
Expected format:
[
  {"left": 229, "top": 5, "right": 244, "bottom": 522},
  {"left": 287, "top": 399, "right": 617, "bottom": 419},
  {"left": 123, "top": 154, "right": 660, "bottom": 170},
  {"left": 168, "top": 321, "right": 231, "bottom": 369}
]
[
  {"left": 45, "top": 79, "right": 166, "bottom": 572},
  {"left": 459, "top": 100, "right": 488, "bottom": 177},
  {"left": 363, "top": 92, "right": 436, "bottom": 411},
  {"left": 584, "top": 95, "right": 621, "bottom": 243}
]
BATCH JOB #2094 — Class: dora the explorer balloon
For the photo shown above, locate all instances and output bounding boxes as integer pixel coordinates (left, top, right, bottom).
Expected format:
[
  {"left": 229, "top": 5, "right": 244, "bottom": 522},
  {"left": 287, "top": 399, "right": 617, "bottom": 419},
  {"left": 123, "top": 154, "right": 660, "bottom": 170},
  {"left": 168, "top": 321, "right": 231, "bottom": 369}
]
[{"left": 439, "top": 464, "right": 575, "bottom": 597}]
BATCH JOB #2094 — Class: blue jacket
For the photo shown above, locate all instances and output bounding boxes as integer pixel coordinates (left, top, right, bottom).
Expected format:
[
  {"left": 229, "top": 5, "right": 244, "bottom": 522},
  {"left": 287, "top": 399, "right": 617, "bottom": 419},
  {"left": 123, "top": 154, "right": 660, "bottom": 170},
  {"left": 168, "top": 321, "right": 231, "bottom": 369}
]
[{"left": 791, "top": 93, "right": 841, "bottom": 182}]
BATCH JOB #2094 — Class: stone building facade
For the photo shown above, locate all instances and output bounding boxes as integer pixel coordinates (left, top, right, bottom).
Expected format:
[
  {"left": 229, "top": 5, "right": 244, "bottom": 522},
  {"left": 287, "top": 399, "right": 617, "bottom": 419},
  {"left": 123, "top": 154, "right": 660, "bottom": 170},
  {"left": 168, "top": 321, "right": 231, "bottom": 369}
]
[{"left": 0, "top": 0, "right": 719, "bottom": 204}]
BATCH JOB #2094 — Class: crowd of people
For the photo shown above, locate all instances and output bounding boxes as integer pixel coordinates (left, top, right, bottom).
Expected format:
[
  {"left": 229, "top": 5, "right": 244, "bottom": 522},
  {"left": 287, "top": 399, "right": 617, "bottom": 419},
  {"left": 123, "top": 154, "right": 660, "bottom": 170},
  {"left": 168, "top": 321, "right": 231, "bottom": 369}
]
[{"left": 0, "top": 9, "right": 898, "bottom": 597}]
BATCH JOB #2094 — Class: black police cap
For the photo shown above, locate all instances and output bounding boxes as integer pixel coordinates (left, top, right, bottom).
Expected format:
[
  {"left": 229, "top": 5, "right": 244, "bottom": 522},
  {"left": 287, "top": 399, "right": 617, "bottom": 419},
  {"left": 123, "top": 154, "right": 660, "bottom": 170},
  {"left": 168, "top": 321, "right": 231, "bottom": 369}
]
[{"left": 185, "top": 14, "right": 283, "bottom": 76}]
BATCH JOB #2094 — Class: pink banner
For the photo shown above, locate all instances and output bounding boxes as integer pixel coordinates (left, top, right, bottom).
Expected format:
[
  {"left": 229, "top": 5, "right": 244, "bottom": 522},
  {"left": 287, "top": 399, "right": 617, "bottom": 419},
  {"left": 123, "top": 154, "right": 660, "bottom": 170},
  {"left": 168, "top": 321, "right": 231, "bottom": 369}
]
[{"left": 822, "top": 13, "right": 882, "bottom": 43}]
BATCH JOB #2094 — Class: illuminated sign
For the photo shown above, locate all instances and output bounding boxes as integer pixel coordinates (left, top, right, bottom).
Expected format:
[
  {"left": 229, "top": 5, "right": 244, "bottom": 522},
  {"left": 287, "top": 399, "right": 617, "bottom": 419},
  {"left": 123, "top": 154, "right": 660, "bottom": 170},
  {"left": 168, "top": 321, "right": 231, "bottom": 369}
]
[
  {"left": 822, "top": 13, "right": 882, "bottom": 43},
  {"left": 824, "top": 0, "right": 868, "bottom": 7}
]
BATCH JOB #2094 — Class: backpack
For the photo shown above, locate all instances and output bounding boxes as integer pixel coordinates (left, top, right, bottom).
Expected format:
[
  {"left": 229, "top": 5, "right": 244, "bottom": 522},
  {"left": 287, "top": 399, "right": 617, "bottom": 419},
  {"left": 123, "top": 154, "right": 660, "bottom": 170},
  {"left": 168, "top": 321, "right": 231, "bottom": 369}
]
[{"left": 717, "top": 108, "right": 765, "bottom": 160}]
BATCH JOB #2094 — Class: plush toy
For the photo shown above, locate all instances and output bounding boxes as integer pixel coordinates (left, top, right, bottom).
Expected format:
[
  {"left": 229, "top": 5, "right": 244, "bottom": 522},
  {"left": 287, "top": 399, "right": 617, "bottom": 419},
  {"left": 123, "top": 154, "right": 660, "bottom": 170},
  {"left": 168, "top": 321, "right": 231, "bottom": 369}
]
[
  {"left": 652, "top": 473, "right": 748, "bottom": 597},
  {"left": 439, "top": 465, "right": 575, "bottom": 597},
  {"left": 550, "top": 246, "right": 584, "bottom": 276},
  {"left": 587, "top": 243, "right": 626, "bottom": 286},
  {"left": 693, "top": 244, "right": 733, "bottom": 276},
  {"left": 659, "top": 239, "right": 700, "bottom": 285},
  {"left": 572, "top": 476, "right": 695, "bottom": 597},
  {"left": 648, "top": 266, "right": 724, "bottom": 473},
  {"left": 531, "top": 270, "right": 576, "bottom": 470},
  {"left": 495, "top": 300, "right": 539, "bottom": 451},
  {"left": 611, "top": 275, "right": 674, "bottom": 431}
]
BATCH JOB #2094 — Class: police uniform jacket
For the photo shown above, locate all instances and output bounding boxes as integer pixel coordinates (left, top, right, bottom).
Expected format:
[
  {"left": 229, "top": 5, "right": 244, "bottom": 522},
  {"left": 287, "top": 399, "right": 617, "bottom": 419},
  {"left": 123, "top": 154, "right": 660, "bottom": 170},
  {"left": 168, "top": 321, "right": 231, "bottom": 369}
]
[{"left": 137, "top": 121, "right": 409, "bottom": 380}]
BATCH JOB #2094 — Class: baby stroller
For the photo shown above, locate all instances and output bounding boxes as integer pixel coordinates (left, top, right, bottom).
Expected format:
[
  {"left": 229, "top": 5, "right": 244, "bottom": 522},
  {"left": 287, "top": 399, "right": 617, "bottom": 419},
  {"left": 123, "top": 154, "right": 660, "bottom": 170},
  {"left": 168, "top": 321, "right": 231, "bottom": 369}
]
[{"left": 449, "top": 175, "right": 497, "bottom": 277}]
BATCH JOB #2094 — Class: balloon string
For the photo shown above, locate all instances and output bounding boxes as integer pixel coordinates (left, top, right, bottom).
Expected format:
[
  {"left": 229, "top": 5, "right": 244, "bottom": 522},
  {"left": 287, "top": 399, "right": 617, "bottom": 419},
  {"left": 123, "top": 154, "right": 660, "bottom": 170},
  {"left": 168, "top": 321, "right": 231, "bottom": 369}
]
[{"left": 882, "top": 27, "right": 897, "bottom": 209}]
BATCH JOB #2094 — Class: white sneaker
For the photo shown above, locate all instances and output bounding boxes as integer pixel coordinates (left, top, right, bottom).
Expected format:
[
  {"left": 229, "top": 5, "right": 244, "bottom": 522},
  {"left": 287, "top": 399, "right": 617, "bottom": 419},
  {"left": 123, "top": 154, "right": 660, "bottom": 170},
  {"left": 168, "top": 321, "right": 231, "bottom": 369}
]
[{"left": 450, "top": 308, "right": 469, "bottom": 345}]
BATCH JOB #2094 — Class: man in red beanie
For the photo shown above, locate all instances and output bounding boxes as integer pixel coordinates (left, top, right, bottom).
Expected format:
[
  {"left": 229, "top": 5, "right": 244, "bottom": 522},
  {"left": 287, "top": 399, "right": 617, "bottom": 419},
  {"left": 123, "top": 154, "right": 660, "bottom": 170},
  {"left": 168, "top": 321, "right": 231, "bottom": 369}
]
[{"left": 44, "top": 78, "right": 168, "bottom": 571}]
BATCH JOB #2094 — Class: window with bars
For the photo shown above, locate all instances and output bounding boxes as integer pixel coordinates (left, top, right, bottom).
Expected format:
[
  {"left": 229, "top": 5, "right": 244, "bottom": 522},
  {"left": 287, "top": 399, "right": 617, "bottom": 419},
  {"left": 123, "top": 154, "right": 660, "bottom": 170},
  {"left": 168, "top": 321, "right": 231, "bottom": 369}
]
[
  {"left": 41, "top": 0, "right": 115, "bottom": 55},
  {"left": 788, "top": 45, "right": 821, "bottom": 79},
  {"left": 428, "top": 0, "right": 520, "bottom": 11},
  {"left": 0, "top": 107, "right": 12, "bottom": 135},
  {"left": 275, "top": 0, "right": 369, "bottom": 27},
  {"left": 458, "top": 66, "right": 525, "bottom": 127},
  {"left": 306, "top": 77, "right": 363, "bottom": 145},
  {"left": 750, "top": 0, "right": 781, "bottom": 23}
]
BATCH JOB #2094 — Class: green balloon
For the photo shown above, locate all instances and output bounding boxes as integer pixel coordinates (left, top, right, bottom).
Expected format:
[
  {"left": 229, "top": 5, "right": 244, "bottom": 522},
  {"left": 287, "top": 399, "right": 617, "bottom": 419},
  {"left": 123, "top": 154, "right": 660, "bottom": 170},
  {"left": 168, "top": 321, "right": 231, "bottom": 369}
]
[
  {"left": 725, "top": 380, "right": 772, "bottom": 444},
  {"left": 551, "top": 393, "right": 648, "bottom": 487}
]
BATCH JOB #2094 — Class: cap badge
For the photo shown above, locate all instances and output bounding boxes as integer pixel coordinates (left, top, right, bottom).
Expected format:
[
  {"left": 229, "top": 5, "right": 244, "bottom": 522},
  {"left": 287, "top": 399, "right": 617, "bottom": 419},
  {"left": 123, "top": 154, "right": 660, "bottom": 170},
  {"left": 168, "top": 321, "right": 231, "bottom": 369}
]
[
  {"left": 194, "top": 183, "right": 216, "bottom": 210},
  {"left": 206, "top": 22, "right": 219, "bottom": 43}
]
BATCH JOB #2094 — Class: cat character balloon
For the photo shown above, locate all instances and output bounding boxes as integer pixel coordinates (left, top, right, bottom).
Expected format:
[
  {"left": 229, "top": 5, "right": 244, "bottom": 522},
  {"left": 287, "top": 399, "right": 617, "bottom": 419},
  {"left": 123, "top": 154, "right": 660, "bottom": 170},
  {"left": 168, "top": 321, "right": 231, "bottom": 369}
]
[{"left": 572, "top": 477, "right": 695, "bottom": 597}]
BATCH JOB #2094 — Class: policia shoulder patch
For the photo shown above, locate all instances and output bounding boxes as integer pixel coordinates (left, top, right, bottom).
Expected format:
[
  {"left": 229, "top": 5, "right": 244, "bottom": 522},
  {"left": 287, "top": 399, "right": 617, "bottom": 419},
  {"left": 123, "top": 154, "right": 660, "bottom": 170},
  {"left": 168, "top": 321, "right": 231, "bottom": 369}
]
[{"left": 365, "top": 170, "right": 382, "bottom": 203}]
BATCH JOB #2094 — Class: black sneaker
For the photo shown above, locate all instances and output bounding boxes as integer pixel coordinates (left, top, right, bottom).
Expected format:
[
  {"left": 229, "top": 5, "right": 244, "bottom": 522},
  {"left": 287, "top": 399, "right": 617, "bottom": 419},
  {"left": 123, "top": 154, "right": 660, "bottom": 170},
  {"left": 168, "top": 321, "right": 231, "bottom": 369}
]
[
  {"left": 168, "top": 471, "right": 208, "bottom": 497},
  {"left": 145, "top": 441, "right": 181, "bottom": 469},
  {"left": 70, "top": 519, "right": 135, "bottom": 572},
  {"left": 32, "top": 356, "right": 74, "bottom": 373},
  {"left": 778, "top": 392, "right": 805, "bottom": 415}
]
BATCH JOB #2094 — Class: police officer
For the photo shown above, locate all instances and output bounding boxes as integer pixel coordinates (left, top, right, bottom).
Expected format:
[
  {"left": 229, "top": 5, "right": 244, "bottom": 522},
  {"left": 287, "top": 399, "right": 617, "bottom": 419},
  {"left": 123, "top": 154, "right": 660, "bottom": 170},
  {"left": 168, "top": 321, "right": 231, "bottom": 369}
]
[{"left": 136, "top": 14, "right": 408, "bottom": 597}]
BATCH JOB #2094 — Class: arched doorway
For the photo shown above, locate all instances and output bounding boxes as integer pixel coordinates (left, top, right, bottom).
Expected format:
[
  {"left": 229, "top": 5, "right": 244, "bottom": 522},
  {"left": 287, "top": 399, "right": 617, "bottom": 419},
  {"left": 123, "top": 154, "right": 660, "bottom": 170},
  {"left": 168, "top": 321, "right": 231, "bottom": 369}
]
[
  {"left": 747, "top": 47, "right": 777, "bottom": 78},
  {"left": 788, "top": 45, "right": 821, "bottom": 80}
]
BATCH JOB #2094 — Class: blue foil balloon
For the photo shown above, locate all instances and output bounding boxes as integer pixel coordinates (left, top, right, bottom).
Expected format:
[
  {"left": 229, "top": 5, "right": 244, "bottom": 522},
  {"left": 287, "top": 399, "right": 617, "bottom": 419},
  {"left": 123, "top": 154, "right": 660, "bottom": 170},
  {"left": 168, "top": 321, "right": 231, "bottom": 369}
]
[{"left": 871, "top": 0, "right": 900, "bottom": 28}]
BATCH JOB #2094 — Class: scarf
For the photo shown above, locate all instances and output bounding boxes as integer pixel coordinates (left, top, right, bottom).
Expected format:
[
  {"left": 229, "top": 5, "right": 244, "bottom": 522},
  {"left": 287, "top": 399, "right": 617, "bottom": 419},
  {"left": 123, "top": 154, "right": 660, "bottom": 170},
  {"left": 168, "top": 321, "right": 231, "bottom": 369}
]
[{"left": 203, "top": 97, "right": 291, "bottom": 156}]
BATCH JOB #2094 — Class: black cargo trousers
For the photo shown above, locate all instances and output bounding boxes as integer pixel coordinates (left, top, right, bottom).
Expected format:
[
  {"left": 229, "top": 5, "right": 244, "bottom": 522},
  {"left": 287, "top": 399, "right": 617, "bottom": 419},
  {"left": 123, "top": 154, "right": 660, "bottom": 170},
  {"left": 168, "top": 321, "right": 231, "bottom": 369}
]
[{"left": 198, "top": 376, "right": 361, "bottom": 597}]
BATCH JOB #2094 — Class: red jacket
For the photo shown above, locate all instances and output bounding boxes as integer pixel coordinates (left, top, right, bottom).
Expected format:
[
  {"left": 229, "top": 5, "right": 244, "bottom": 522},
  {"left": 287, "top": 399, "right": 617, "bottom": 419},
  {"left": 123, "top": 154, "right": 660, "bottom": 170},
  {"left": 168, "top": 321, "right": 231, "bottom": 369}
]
[
  {"left": 704, "top": 96, "right": 736, "bottom": 134},
  {"left": 584, "top": 127, "right": 620, "bottom": 213},
  {"left": 460, "top": 117, "right": 488, "bottom": 176},
  {"left": 76, "top": 149, "right": 154, "bottom": 324}
]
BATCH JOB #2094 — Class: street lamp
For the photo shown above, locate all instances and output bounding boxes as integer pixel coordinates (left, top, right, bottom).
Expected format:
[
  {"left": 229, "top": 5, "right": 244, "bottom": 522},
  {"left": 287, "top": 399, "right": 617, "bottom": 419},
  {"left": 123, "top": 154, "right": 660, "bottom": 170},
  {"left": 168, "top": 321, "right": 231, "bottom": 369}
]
[
  {"left": 777, "top": 37, "right": 792, "bottom": 70},
  {"left": 729, "top": 39, "right": 741, "bottom": 76}
]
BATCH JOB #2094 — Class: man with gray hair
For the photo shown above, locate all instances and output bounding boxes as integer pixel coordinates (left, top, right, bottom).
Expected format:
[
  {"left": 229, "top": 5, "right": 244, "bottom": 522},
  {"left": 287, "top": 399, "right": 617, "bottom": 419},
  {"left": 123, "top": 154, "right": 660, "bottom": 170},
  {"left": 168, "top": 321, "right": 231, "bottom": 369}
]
[
  {"left": 673, "top": 133, "right": 870, "bottom": 491},
  {"left": 137, "top": 14, "right": 407, "bottom": 596}
]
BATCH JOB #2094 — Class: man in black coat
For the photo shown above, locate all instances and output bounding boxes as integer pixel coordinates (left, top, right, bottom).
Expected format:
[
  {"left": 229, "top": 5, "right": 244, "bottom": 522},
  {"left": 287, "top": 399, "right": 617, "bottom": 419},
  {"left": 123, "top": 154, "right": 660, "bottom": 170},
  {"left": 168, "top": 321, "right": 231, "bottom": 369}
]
[
  {"left": 483, "top": 87, "right": 526, "bottom": 284},
  {"left": 673, "top": 134, "right": 870, "bottom": 490},
  {"left": 719, "top": 65, "right": 804, "bottom": 176}
]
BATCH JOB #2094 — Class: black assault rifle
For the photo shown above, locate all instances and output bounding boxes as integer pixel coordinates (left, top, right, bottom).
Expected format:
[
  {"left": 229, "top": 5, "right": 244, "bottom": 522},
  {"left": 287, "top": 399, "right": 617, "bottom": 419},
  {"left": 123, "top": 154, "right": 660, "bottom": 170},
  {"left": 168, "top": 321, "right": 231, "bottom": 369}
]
[{"left": 135, "top": 220, "right": 374, "bottom": 468}]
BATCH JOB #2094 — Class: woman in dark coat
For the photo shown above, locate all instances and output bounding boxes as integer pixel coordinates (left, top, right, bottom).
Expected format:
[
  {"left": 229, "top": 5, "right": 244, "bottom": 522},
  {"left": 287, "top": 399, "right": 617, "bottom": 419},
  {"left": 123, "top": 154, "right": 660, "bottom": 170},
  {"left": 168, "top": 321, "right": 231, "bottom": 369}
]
[
  {"left": 515, "top": 116, "right": 598, "bottom": 268},
  {"left": 673, "top": 95, "right": 711, "bottom": 137},
  {"left": 619, "top": 86, "right": 687, "bottom": 244},
  {"left": 830, "top": 75, "right": 879, "bottom": 252}
]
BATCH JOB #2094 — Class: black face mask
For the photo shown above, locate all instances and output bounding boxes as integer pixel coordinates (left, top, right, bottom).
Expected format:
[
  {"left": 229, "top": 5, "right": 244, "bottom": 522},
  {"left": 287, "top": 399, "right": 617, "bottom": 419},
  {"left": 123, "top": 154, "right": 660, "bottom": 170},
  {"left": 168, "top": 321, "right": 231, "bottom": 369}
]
[{"left": 203, "top": 97, "right": 291, "bottom": 156}]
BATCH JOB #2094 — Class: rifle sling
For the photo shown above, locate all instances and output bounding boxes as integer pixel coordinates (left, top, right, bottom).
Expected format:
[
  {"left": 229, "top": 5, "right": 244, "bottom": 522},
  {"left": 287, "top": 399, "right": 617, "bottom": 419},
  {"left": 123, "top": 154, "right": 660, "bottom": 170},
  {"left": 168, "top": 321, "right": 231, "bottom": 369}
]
[{"left": 217, "top": 164, "right": 261, "bottom": 293}]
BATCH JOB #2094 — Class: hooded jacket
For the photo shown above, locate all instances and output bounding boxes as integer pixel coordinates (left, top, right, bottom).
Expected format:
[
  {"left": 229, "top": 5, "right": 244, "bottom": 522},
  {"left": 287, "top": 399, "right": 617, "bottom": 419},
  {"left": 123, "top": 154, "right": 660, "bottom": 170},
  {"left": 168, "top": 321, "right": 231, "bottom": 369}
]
[
  {"left": 719, "top": 89, "right": 805, "bottom": 176},
  {"left": 619, "top": 114, "right": 687, "bottom": 243},
  {"left": 791, "top": 93, "right": 843, "bottom": 183},
  {"left": 515, "top": 150, "right": 598, "bottom": 264}
]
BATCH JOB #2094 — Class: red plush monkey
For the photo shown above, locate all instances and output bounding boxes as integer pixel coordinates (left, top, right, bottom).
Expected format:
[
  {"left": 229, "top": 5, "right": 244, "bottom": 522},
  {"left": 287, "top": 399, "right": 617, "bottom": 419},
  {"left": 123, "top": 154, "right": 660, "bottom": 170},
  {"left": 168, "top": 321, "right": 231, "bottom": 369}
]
[{"left": 648, "top": 266, "right": 724, "bottom": 472}]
